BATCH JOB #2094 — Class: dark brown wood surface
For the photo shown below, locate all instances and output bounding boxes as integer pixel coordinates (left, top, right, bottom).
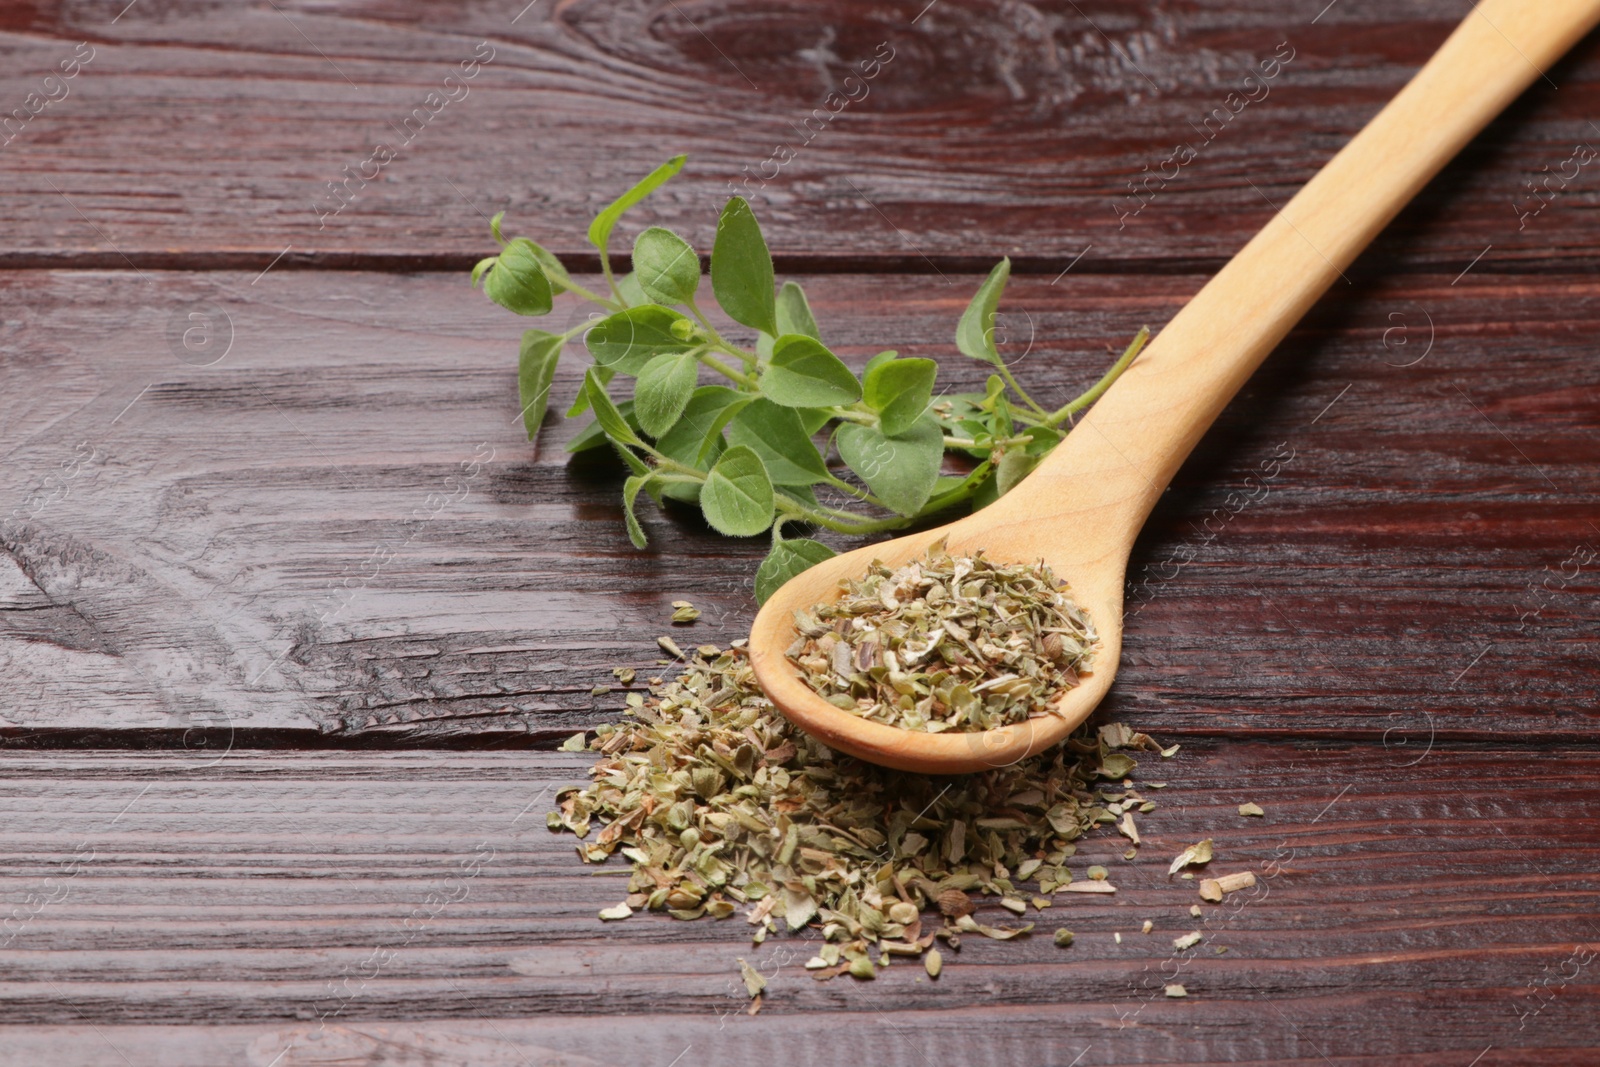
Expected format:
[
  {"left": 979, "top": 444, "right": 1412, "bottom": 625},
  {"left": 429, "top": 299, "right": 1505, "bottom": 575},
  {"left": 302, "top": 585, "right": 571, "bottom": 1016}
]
[
  {"left": 2, "top": 0, "right": 1598, "bottom": 1063},
  {"left": 0, "top": 744, "right": 1595, "bottom": 1066},
  {"left": 1, "top": 0, "right": 1599, "bottom": 273}
]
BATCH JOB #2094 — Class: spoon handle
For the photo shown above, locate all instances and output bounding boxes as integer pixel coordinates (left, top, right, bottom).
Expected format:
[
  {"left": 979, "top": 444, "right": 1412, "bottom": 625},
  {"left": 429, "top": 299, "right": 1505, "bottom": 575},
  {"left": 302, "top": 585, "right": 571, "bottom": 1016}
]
[{"left": 1011, "top": 0, "right": 1600, "bottom": 559}]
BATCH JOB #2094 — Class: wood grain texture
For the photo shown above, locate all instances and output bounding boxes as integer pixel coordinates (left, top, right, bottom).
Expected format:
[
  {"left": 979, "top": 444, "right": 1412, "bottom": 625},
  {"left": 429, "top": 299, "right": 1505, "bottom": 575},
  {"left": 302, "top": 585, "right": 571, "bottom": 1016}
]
[
  {"left": 3, "top": 0, "right": 1600, "bottom": 270},
  {"left": 0, "top": 743, "right": 1594, "bottom": 1065},
  {"left": 1, "top": 0, "right": 1598, "bottom": 1057},
  {"left": 2, "top": 269, "right": 1596, "bottom": 742},
  {"left": 749, "top": 0, "right": 1600, "bottom": 775}
]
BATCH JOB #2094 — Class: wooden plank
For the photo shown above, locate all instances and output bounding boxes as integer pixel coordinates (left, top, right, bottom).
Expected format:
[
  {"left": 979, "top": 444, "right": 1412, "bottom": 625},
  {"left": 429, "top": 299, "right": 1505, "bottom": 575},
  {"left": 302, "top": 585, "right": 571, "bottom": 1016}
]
[
  {"left": 3, "top": 1, "right": 1600, "bottom": 268},
  {"left": 0, "top": 1017, "right": 1597, "bottom": 1067},
  {"left": 1, "top": 268, "right": 1597, "bottom": 740},
  {"left": 0, "top": 744, "right": 1594, "bottom": 1063}
]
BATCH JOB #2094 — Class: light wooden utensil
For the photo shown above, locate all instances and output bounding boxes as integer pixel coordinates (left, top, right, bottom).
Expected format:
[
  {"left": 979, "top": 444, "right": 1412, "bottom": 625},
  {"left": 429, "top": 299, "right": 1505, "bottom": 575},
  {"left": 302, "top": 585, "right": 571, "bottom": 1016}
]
[{"left": 750, "top": 0, "right": 1600, "bottom": 774}]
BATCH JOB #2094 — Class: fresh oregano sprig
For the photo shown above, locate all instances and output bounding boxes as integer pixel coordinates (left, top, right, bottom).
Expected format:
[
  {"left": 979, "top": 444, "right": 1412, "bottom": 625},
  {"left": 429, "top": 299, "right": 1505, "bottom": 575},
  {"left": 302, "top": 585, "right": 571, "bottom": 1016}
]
[{"left": 472, "top": 156, "right": 1147, "bottom": 603}]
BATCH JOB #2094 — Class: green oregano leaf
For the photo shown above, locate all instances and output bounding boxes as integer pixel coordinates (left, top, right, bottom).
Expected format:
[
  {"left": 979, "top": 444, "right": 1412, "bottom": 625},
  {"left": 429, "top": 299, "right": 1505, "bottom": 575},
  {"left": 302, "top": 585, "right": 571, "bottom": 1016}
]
[
  {"left": 863, "top": 357, "right": 937, "bottom": 437},
  {"left": 970, "top": 470, "right": 1000, "bottom": 509},
  {"left": 796, "top": 408, "right": 832, "bottom": 434},
  {"left": 761, "top": 335, "right": 861, "bottom": 407},
  {"left": 836, "top": 415, "right": 943, "bottom": 517},
  {"left": 633, "top": 227, "right": 700, "bottom": 305},
  {"left": 989, "top": 390, "right": 1014, "bottom": 440},
  {"left": 584, "top": 368, "right": 648, "bottom": 453},
  {"left": 995, "top": 449, "right": 1041, "bottom": 496},
  {"left": 587, "top": 155, "right": 687, "bottom": 253},
  {"left": 483, "top": 239, "right": 554, "bottom": 316},
  {"left": 567, "top": 364, "right": 614, "bottom": 418},
  {"left": 755, "top": 537, "right": 836, "bottom": 604},
  {"left": 1020, "top": 424, "right": 1062, "bottom": 454},
  {"left": 862, "top": 349, "right": 898, "bottom": 377},
  {"left": 956, "top": 257, "right": 1011, "bottom": 366},
  {"left": 711, "top": 197, "right": 778, "bottom": 336},
  {"left": 924, "top": 462, "right": 993, "bottom": 513},
  {"left": 615, "top": 271, "right": 650, "bottom": 309},
  {"left": 525, "top": 240, "right": 573, "bottom": 295},
  {"left": 565, "top": 399, "right": 640, "bottom": 454},
  {"left": 655, "top": 386, "right": 743, "bottom": 502},
  {"left": 778, "top": 483, "right": 820, "bottom": 509},
  {"left": 726, "top": 399, "right": 829, "bottom": 486},
  {"left": 775, "top": 281, "right": 820, "bottom": 340},
  {"left": 655, "top": 386, "right": 742, "bottom": 461},
  {"left": 517, "top": 329, "right": 565, "bottom": 439},
  {"left": 656, "top": 386, "right": 751, "bottom": 471},
  {"left": 633, "top": 351, "right": 699, "bottom": 438},
  {"left": 756, "top": 280, "right": 822, "bottom": 359},
  {"left": 587, "top": 305, "right": 697, "bottom": 376},
  {"left": 622, "top": 474, "right": 654, "bottom": 548},
  {"left": 700, "top": 445, "right": 775, "bottom": 536}
]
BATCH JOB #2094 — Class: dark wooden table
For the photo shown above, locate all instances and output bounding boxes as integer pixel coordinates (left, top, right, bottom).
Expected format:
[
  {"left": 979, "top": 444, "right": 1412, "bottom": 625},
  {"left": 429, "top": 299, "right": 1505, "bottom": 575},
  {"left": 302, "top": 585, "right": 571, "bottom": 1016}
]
[{"left": 2, "top": 1, "right": 1598, "bottom": 1064}]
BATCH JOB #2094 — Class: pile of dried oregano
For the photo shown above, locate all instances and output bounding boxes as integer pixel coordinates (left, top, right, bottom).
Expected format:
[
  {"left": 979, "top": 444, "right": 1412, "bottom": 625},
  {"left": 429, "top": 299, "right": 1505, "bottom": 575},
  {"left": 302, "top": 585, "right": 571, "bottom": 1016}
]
[{"left": 549, "top": 633, "right": 1166, "bottom": 986}]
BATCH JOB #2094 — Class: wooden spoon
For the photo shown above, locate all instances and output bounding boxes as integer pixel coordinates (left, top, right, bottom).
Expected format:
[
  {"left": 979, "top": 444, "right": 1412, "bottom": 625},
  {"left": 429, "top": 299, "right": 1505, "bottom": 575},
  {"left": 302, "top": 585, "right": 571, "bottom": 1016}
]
[{"left": 750, "top": 0, "right": 1600, "bottom": 774}]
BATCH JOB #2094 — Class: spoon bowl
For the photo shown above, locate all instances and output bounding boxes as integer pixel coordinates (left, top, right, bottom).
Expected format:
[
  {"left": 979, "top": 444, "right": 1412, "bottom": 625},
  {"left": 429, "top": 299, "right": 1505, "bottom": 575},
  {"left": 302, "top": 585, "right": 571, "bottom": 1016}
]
[
  {"left": 750, "top": 440, "right": 1135, "bottom": 774},
  {"left": 750, "top": 0, "right": 1600, "bottom": 774}
]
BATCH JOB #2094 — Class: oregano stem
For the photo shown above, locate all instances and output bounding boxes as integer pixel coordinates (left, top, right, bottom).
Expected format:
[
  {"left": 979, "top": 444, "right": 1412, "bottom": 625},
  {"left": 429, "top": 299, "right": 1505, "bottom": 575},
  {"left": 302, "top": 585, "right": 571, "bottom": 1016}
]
[
  {"left": 597, "top": 248, "right": 622, "bottom": 306},
  {"left": 698, "top": 352, "right": 758, "bottom": 387},
  {"left": 821, "top": 473, "right": 885, "bottom": 509},
  {"left": 995, "top": 361, "right": 1049, "bottom": 418},
  {"left": 686, "top": 299, "right": 758, "bottom": 369},
  {"left": 1047, "top": 326, "right": 1150, "bottom": 427},
  {"left": 774, "top": 497, "right": 913, "bottom": 536},
  {"left": 943, "top": 433, "right": 1034, "bottom": 450},
  {"left": 562, "top": 279, "right": 621, "bottom": 310},
  {"left": 653, "top": 457, "right": 708, "bottom": 480}
]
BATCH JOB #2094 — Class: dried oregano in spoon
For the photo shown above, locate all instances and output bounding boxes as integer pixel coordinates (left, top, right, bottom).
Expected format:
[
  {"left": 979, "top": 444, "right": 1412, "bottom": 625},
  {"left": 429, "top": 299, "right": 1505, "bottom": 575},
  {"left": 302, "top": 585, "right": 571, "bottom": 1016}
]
[
  {"left": 786, "top": 543, "right": 1097, "bottom": 732},
  {"left": 549, "top": 640, "right": 1161, "bottom": 980}
]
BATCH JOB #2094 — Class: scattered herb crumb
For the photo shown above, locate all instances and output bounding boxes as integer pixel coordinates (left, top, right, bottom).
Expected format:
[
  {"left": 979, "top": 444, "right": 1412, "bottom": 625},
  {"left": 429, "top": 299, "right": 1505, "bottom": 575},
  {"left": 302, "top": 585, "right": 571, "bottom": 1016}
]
[
  {"left": 671, "top": 600, "right": 701, "bottom": 624},
  {"left": 1141, "top": 919, "right": 1153, "bottom": 934},
  {"left": 1168, "top": 838, "right": 1214, "bottom": 876},
  {"left": 1200, "top": 871, "right": 1257, "bottom": 902},
  {"left": 1063, "top": 880, "right": 1115, "bottom": 894},
  {"left": 1165, "top": 983, "right": 1188, "bottom": 998},
  {"left": 1173, "top": 930, "right": 1203, "bottom": 951},
  {"left": 1053, "top": 928, "right": 1075, "bottom": 947},
  {"left": 657, "top": 635, "right": 684, "bottom": 659},
  {"left": 737, "top": 957, "right": 767, "bottom": 998},
  {"left": 560, "top": 732, "right": 587, "bottom": 753},
  {"left": 1239, "top": 802, "right": 1264, "bottom": 817}
]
